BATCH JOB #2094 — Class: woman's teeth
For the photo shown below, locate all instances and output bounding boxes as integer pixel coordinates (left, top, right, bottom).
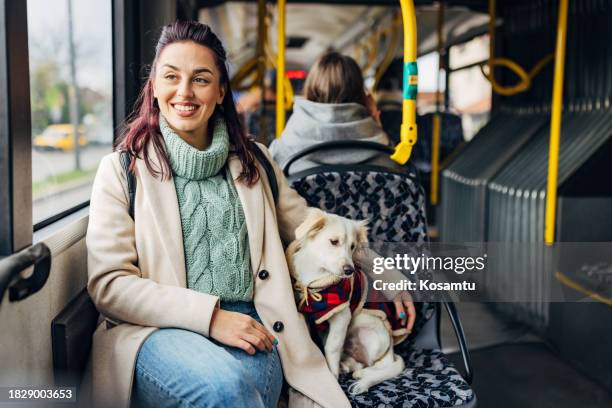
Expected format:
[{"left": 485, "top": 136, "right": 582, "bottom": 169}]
[{"left": 174, "top": 105, "right": 196, "bottom": 112}]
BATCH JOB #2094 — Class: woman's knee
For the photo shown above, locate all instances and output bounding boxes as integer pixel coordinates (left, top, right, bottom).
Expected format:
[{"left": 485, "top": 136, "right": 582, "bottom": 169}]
[{"left": 190, "top": 363, "right": 265, "bottom": 407}]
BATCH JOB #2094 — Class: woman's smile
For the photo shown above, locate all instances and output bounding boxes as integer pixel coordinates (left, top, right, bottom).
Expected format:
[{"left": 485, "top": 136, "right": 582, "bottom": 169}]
[{"left": 171, "top": 101, "right": 200, "bottom": 117}]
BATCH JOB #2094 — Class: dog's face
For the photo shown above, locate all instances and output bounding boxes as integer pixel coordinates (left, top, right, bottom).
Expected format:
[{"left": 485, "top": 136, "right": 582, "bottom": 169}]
[{"left": 289, "top": 208, "right": 368, "bottom": 285}]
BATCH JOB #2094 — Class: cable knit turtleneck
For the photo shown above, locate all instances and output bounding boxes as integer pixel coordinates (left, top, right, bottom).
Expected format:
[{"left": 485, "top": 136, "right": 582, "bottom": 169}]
[{"left": 160, "top": 114, "right": 253, "bottom": 302}]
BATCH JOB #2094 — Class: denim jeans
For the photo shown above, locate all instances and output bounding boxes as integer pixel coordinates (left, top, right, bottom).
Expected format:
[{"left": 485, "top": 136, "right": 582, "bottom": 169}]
[{"left": 131, "top": 301, "right": 283, "bottom": 408}]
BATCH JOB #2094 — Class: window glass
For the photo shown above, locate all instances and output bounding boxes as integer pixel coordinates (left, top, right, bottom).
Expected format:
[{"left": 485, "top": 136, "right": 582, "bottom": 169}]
[
  {"left": 28, "top": 0, "right": 113, "bottom": 225},
  {"left": 449, "top": 35, "right": 491, "bottom": 140}
]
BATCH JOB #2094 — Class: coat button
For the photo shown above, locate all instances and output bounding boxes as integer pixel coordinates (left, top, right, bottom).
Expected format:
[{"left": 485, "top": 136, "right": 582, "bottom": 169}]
[
  {"left": 258, "top": 269, "right": 269, "bottom": 280},
  {"left": 273, "top": 321, "right": 284, "bottom": 332}
]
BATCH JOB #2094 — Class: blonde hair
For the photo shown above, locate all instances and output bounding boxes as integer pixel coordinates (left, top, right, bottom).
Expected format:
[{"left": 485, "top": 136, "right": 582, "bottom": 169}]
[{"left": 304, "top": 52, "right": 367, "bottom": 105}]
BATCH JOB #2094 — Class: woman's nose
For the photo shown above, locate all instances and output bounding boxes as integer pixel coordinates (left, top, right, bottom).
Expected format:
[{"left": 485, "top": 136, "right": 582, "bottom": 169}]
[{"left": 177, "top": 80, "right": 194, "bottom": 98}]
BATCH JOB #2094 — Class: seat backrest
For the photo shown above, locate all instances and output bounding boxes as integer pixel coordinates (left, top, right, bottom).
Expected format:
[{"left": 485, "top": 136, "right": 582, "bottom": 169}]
[
  {"left": 413, "top": 112, "right": 464, "bottom": 171},
  {"left": 290, "top": 167, "right": 428, "bottom": 244},
  {"left": 51, "top": 288, "right": 99, "bottom": 387}
]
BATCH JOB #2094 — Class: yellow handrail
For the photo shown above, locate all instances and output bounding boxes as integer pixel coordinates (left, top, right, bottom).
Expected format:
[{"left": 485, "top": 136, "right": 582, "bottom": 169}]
[
  {"left": 484, "top": 0, "right": 554, "bottom": 96},
  {"left": 275, "top": 0, "right": 286, "bottom": 139},
  {"left": 373, "top": 12, "right": 402, "bottom": 91},
  {"left": 264, "top": 43, "right": 294, "bottom": 109},
  {"left": 545, "top": 0, "right": 569, "bottom": 245},
  {"left": 230, "top": 57, "right": 258, "bottom": 89},
  {"left": 362, "top": 31, "right": 381, "bottom": 73},
  {"left": 390, "top": 0, "right": 418, "bottom": 165},
  {"left": 431, "top": 2, "right": 444, "bottom": 205}
]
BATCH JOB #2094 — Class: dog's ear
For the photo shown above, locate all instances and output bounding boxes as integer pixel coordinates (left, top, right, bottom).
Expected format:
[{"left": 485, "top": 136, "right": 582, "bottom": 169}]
[
  {"left": 355, "top": 220, "right": 369, "bottom": 246},
  {"left": 295, "top": 208, "right": 327, "bottom": 240}
]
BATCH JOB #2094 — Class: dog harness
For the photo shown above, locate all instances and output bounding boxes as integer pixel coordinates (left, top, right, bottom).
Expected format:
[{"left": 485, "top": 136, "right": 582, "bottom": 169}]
[{"left": 294, "top": 270, "right": 409, "bottom": 345}]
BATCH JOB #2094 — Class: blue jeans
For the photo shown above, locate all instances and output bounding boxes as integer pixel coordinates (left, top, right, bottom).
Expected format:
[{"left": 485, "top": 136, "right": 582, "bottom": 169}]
[{"left": 131, "top": 302, "right": 283, "bottom": 408}]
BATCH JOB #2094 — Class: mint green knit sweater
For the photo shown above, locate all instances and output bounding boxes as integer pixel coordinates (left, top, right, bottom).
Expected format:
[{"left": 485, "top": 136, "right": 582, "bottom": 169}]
[{"left": 160, "top": 114, "right": 253, "bottom": 301}]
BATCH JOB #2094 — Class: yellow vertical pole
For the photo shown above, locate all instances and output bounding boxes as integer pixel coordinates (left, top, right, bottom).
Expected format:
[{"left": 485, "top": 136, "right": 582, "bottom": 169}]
[
  {"left": 545, "top": 0, "right": 569, "bottom": 245},
  {"left": 275, "top": 0, "right": 286, "bottom": 139},
  {"left": 390, "top": 0, "right": 418, "bottom": 164},
  {"left": 431, "top": 1, "right": 444, "bottom": 205},
  {"left": 256, "top": 0, "right": 267, "bottom": 144},
  {"left": 431, "top": 114, "right": 441, "bottom": 204}
]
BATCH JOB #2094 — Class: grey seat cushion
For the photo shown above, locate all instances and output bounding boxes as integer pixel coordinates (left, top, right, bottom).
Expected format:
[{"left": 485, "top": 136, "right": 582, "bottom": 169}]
[{"left": 340, "top": 343, "right": 474, "bottom": 407}]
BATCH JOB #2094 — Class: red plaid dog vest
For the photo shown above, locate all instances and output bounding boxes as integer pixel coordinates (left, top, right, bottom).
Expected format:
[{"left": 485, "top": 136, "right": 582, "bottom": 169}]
[{"left": 295, "top": 270, "right": 409, "bottom": 345}]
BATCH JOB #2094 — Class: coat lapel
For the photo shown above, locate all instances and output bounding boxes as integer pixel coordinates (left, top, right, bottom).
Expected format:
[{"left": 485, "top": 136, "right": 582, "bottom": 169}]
[
  {"left": 228, "top": 155, "right": 264, "bottom": 274},
  {"left": 138, "top": 143, "right": 186, "bottom": 287}
]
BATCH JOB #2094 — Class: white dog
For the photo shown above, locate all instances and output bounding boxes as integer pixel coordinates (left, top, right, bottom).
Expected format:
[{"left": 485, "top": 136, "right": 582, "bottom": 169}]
[{"left": 286, "top": 208, "right": 408, "bottom": 395}]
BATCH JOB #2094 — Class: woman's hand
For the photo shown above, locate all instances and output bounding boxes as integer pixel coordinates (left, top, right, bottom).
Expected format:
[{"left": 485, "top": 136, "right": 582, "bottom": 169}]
[
  {"left": 393, "top": 291, "right": 416, "bottom": 333},
  {"left": 209, "top": 308, "right": 277, "bottom": 355}
]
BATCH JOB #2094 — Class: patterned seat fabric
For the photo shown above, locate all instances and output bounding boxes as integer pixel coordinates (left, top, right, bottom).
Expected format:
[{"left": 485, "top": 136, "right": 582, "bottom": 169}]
[
  {"left": 290, "top": 171, "right": 428, "bottom": 244},
  {"left": 339, "top": 342, "right": 474, "bottom": 407}
]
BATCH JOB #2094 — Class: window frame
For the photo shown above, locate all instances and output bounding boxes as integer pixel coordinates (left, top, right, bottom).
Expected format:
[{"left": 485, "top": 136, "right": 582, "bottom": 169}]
[{"left": 0, "top": 0, "right": 32, "bottom": 255}]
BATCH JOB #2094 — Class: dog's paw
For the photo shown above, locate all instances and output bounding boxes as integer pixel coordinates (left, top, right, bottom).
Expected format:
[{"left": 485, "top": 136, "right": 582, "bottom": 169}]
[
  {"left": 352, "top": 369, "right": 364, "bottom": 379},
  {"left": 348, "top": 380, "right": 370, "bottom": 395},
  {"left": 340, "top": 356, "right": 364, "bottom": 374}
]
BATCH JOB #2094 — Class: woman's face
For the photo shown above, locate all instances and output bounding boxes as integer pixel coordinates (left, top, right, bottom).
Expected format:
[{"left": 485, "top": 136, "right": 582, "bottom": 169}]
[{"left": 153, "top": 41, "right": 225, "bottom": 148}]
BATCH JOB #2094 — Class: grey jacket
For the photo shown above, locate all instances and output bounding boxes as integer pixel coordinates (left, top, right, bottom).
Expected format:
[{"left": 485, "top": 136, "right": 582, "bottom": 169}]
[{"left": 269, "top": 97, "right": 394, "bottom": 173}]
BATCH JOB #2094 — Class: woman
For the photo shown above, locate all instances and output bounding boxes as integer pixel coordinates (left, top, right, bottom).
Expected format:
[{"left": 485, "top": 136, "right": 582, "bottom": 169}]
[
  {"left": 269, "top": 52, "right": 395, "bottom": 173},
  {"left": 86, "top": 21, "right": 415, "bottom": 408}
]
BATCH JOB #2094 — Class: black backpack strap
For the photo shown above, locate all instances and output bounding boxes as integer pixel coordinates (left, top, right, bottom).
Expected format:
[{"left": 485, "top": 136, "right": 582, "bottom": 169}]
[
  {"left": 252, "top": 143, "right": 279, "bottom": 206},
  {"left": 119, "top": 151, "right": 136, "bottom": 220}
]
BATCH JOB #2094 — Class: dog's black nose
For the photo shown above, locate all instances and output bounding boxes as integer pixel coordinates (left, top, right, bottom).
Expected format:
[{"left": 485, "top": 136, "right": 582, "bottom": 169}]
[{"left": 343, "top": 265, "right": 355, "bottom": 275}]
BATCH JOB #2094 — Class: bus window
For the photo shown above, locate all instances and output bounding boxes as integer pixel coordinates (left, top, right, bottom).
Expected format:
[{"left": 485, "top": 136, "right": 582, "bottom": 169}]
[
  {"left": 448, "top": 34, "right": 491, "bottom": 140},
  {"left": 27, "top": 0, "right": 113, "bottom": 227}
]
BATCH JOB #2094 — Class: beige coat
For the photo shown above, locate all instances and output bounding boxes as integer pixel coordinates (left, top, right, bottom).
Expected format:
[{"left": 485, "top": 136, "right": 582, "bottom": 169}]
[{"left": 85, "top": 142, "right": 351, "bottom": 408}]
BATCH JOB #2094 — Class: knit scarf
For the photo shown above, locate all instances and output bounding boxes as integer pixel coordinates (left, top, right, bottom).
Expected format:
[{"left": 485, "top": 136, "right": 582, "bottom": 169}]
[{"left": 160, "top": 114, "right": 253, "bottom": 301}]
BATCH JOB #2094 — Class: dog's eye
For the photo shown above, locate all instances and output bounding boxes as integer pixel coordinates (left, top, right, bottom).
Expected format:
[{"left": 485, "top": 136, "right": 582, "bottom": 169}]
[
  {"left": 330, "top": 239, "right": 339, "bottom": 246},
  {"left": 351, "top": 243, "right": 355, "bottom": 250}
]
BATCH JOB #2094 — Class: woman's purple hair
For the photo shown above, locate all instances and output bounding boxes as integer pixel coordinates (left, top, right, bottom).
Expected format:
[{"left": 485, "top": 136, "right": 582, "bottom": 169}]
[{"left": 115, "top": 21, "right": 258, "bottom": 185}]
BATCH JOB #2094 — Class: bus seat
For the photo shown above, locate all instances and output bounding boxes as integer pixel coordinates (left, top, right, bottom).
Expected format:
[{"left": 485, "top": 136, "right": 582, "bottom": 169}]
[
  {"left": 51, "top": 288, "right": 99, "bottom": 388},
  {"left": 285, "top": 145, "right": 475, "bottom": 407}
]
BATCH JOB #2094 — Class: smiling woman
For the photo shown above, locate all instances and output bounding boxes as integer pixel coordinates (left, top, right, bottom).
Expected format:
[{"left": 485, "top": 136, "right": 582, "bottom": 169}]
[
  {"left": 153, "top": 43, "right": 225, "bottom": 150},
  {"left": 86, "top": 20, "right": 361, "bottom": 408}
]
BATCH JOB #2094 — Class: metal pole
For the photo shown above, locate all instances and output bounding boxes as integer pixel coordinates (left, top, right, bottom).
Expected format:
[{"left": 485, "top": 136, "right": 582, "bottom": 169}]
[
  {"left": 67, "top": 0, "right": 81, "bottom": 170},
  {"left": 256, "top": 0, "right": 267, "bottom": 144},
  {"left": 431, "top": 1, "right": 444, "bottom": 205},
  {"left": 275, "top": 0, "right": 286, "bottom": 139},
  {"left": 544, "top": 0, "right": 569, "bottom": 245}
]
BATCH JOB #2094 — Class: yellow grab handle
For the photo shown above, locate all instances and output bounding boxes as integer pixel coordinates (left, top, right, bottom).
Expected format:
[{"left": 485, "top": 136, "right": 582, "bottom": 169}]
[
  {"left": 391, "top": 0, "right": 418, "bottom": 165},
  {"left": 486, "top": 0, "right": 554, "bottom": 96}
]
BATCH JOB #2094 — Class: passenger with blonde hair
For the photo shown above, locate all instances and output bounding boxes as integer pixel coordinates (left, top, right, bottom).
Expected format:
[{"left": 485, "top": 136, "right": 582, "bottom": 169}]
[{"left": 270, "top": 52, "right": 394, "bottom": 172}]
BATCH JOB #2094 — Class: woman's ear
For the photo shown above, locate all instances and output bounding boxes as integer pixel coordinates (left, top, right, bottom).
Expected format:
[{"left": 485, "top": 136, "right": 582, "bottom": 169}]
[
  {"left": 365, "top": 93, "right": 381, "bottom": 126},
  {"left": 217, "top": 84, "right": 226, "bottom": 105},
  {"left": 295, "top": 208, "right": 326, "bottom": 241},
  {"left": 152, "top": 80, "right": 158, "bottom": 99}
]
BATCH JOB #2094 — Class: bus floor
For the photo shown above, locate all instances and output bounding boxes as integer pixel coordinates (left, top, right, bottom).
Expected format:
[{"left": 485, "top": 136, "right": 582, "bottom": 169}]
[{"left": 441, "top": 303, "right": 612, "bottom": 407}]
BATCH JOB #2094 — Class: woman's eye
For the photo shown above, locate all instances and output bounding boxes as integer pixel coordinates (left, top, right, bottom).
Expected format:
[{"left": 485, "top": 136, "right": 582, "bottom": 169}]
[
  {"left": 194, "top": 77, "right": 209, "bottom": 84},
  {"left": 164, "top": 74, "right": 177, "bottom": 80},
  {"left": 330, "top": 239, "right": 339, "bottom": 246}
]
